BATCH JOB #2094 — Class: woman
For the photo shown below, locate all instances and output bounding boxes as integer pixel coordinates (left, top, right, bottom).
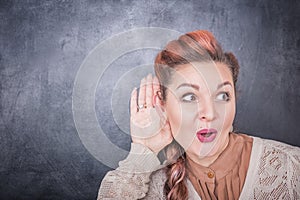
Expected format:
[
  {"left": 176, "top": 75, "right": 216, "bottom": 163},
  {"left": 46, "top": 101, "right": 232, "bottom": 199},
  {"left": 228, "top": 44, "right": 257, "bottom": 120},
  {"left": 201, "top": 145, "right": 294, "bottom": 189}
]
[{"left": 97, "top": 30, "right": 300, "bottom": 199}]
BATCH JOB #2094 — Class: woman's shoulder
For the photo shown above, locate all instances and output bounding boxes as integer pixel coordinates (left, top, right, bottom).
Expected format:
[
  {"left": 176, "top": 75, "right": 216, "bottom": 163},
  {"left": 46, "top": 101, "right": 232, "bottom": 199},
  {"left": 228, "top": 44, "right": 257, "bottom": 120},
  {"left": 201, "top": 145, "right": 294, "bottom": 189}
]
[
  {"left": 141, "top": 167, "right": 167, "bottom": 199},
  {"left": 234, "top": 132, "right": 300, "bottom": 156},
  {"left": 239, "top": 134, "right": 300, "bottom": 199},
  {"left": 252, "top": 135, "right": 300, "bottom": 158},
  {"left": 251, "top": 136, "right": 300, "bottom": 154},
  {"left": 150, "top": 167, "right": 167, "bottom": 185}
]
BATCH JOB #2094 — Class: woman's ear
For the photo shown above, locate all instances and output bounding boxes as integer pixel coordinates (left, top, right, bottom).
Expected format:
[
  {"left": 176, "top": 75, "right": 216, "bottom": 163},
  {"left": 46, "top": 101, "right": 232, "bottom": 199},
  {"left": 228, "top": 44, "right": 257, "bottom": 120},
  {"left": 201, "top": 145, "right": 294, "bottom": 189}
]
[
  {"left": 153, "top": 90, "right": 166, "bottom": 112},
  {"left": 156, "top": 90, "right": 163, "bottom": 100}
]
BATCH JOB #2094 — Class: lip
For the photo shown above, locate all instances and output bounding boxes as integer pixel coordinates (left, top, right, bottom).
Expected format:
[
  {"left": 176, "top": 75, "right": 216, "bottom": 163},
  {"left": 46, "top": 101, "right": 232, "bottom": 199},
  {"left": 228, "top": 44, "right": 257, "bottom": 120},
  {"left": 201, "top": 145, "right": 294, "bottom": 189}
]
[{"left": 196, "top": 128, "right": 218, "bottom": 143}]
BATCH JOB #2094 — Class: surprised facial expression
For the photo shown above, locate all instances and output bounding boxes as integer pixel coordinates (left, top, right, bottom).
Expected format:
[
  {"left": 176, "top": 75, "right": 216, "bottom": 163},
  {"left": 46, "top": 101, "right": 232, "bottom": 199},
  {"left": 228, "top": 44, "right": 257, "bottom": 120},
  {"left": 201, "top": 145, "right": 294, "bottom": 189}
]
[{"left": 163, "top": 62, "right": 236, "bottom": 162}]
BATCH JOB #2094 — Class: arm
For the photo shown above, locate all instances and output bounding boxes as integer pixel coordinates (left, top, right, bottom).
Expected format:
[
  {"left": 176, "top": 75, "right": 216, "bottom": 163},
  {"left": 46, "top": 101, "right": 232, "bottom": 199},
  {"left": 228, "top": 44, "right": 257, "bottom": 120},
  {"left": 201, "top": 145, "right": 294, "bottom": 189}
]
[
  {"left": 97, "top": 143, "right": 164, "bottom": 200},
  {"left": 98, "top": 74, "right": 172, "bottom": 199}
]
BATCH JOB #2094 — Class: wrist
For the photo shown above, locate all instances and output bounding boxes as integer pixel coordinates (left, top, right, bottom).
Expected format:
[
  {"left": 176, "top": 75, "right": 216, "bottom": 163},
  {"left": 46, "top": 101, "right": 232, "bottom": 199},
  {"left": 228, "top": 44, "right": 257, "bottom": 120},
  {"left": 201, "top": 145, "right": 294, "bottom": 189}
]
[{"left": 118, "top": 142, "right": 161, "bottom": 173}]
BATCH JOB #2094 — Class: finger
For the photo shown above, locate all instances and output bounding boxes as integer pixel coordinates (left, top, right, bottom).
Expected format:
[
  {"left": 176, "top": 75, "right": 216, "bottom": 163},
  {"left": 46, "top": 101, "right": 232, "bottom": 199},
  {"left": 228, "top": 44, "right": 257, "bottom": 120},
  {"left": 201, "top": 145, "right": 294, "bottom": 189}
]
[
  {"left": 138, "top": 77, "right": 146, "bottom": 108},
  {"left": 130, "top": 87, "right": 138, "bottom": 116},
  {"left": 153, "top": 76, "right": 161, "bottom": 106},
  {"left": 153, "top": 76, "right": 160, "bottom": 93},
  {"left": 145, "top": 74, "right": 153, "bottom": 108},
  {"left": 155, "top": 103, "right": 167, "bottom": 123}
]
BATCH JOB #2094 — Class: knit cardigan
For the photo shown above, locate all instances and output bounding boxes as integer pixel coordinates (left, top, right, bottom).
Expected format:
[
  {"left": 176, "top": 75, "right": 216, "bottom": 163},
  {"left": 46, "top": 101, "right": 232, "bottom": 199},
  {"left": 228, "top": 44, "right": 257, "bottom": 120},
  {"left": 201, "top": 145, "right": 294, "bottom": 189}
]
[{"left": 97, "top": 136, "right": 300, "bottom": 199}]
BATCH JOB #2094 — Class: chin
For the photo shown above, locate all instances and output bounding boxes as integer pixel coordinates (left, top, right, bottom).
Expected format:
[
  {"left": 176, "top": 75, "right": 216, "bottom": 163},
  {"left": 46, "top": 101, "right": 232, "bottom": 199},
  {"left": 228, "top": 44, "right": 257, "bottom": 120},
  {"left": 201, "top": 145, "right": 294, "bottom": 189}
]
[{"left": 188, "top": 139, "right": 221, "bottom": 158}]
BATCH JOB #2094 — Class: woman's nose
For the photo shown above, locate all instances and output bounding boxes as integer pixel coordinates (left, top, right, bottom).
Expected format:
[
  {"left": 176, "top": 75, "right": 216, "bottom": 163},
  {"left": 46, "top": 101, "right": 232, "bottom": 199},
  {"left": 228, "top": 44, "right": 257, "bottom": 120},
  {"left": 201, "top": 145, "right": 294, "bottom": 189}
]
[{"left": 198, "top": 99, "right": 216, "bottom": 122}]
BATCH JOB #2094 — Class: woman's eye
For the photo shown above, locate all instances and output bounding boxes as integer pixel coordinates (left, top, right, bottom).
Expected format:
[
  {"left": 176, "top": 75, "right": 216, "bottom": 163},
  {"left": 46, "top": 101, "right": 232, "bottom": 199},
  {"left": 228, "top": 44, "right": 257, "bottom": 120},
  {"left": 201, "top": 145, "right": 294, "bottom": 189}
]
[
  {"left": 216, "top": 92, "right": 230, "bottom": 101},
  {"left": 181, "top": 93, "right": 198, "bottom": 102}
]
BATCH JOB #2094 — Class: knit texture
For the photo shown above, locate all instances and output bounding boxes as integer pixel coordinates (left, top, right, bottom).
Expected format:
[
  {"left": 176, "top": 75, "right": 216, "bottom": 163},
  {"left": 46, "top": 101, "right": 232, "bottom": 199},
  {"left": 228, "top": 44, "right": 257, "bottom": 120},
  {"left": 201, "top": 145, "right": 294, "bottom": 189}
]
[{"left": 97, "top": 137, "right": 300, "bottom": 200}]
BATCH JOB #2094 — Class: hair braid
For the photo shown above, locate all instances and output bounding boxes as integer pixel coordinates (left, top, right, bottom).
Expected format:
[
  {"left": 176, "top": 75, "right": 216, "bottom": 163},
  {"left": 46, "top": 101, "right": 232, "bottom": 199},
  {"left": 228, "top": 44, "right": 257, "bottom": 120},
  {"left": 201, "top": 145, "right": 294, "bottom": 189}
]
[{"left": 163, "top": 142, "right": 188, "bottom": 200}]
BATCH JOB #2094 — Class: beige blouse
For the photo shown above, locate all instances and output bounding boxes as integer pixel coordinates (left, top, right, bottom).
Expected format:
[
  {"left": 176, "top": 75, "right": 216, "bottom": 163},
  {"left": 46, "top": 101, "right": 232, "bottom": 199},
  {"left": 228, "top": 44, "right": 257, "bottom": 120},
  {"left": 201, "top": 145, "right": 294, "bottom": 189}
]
[{"left": 186, "top": 133, "right": 253, "bottom": 200}]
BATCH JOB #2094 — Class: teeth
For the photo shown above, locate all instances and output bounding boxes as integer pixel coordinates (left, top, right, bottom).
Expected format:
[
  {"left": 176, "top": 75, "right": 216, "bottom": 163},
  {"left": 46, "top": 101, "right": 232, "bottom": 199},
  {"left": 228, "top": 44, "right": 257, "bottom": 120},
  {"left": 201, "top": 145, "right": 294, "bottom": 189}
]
[
  {"left": 206, "top": 133, "right": 212, "bottom": 137},
  {"left": 202, "top": 132, "right": 213, "bottom": 137}
]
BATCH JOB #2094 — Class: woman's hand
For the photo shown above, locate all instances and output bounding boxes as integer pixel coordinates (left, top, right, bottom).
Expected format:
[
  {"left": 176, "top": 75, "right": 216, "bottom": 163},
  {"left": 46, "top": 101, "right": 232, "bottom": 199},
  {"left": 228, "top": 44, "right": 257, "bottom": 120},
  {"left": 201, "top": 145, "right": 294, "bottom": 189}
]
[{"left": 130, "top": 74, "right": 173, "bottom": 155}]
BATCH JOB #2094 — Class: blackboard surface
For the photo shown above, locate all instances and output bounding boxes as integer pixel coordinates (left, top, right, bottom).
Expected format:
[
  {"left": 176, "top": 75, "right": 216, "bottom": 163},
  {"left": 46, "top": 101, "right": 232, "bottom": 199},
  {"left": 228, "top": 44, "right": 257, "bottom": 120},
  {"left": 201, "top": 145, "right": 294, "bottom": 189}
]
[{"left": 0, "top": 0, "right": 299, "bottom": 199}]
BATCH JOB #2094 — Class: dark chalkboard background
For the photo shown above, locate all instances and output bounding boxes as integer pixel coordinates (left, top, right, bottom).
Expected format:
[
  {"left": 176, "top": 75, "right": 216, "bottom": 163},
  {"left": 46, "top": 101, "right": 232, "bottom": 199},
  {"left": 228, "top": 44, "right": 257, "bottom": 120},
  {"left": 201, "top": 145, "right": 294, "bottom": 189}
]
[{"left": 0, "top": 0, "right": 299, "bottom": 199}]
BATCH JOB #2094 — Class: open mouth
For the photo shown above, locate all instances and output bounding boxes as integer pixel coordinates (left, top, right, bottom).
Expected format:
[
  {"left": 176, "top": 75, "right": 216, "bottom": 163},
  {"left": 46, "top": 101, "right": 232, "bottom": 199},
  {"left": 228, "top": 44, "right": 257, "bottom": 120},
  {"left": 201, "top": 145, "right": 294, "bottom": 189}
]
[{"left": 196, "top": 128, "right": 218, "bottom": 143}]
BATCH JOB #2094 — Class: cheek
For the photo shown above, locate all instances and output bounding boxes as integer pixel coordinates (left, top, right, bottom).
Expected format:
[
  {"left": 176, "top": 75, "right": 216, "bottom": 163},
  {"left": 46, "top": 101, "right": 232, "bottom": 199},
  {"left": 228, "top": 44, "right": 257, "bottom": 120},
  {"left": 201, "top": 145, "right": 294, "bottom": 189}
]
[
  {"left": 225, "top": 101, "right": 236, "bottom": 122},
  {"left": 215, "top": 101, "right": 235, "bottom": 128},
  {"left": 166, "top": 103, "right": 199, "bottom": 149},
  {"left": 166, "top": 102, "right": 181, "bottom": 136},
  {"left": 166, "top": 101, "right": 198, "bottom": 128}
]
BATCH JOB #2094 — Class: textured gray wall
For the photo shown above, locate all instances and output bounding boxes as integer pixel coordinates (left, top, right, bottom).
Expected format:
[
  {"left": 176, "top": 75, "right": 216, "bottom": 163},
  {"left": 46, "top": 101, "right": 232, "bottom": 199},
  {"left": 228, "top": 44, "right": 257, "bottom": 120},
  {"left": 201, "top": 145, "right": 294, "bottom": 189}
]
[{"left": 0, "top": 0, "right": 299, "bottom": 199}]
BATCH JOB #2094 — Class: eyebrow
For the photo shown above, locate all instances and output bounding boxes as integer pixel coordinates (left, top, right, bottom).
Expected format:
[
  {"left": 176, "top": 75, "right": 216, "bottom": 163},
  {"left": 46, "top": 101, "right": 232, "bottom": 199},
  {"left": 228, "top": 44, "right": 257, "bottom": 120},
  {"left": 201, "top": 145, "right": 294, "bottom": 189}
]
[
  {"left": 176, "top": 81, "right": 232, "bottom": 90},
  {"left": 176, "top": 83, "right": 200, "bottom": 90},
  {"left": 217, "top": 81, "right": 232, "bottom": 90}
]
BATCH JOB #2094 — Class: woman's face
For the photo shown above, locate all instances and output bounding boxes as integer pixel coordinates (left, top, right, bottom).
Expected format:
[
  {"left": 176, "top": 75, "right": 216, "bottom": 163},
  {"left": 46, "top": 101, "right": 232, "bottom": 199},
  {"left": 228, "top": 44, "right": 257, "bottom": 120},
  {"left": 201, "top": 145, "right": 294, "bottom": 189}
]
[{"left": 162, "top": 62, "right": 236, "bottom": 164}]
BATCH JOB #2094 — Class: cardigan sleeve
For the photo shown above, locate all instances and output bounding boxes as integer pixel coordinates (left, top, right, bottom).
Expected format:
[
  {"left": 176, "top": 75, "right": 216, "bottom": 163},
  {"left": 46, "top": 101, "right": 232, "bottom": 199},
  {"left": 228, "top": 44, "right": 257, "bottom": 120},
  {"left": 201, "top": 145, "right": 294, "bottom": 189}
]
[{"left": 97, "top": 143, "right": 165, "bottom": 200}]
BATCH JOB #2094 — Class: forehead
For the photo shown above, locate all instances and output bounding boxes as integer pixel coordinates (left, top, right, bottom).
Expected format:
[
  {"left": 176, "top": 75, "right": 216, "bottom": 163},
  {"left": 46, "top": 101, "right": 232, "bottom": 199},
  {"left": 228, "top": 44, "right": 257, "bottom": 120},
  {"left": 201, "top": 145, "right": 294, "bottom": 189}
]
[{"left": 168, "top": 62, "right": 233, "bottom": 91}]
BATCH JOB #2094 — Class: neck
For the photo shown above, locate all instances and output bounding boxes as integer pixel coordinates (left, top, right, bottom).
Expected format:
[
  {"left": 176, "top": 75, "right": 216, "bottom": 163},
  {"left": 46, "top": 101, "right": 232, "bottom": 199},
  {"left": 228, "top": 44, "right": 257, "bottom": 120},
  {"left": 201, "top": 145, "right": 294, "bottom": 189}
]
[{"left": 187, "top": 136, "right": 230, "bottom": 167}]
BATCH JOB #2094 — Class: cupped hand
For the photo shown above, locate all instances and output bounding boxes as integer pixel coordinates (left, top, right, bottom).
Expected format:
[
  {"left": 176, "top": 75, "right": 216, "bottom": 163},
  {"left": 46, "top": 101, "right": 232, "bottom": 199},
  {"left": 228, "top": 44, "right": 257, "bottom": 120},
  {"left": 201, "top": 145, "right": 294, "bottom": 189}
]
[{"left": 130, "top": 74, "right": 173, "bottom": 155}]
